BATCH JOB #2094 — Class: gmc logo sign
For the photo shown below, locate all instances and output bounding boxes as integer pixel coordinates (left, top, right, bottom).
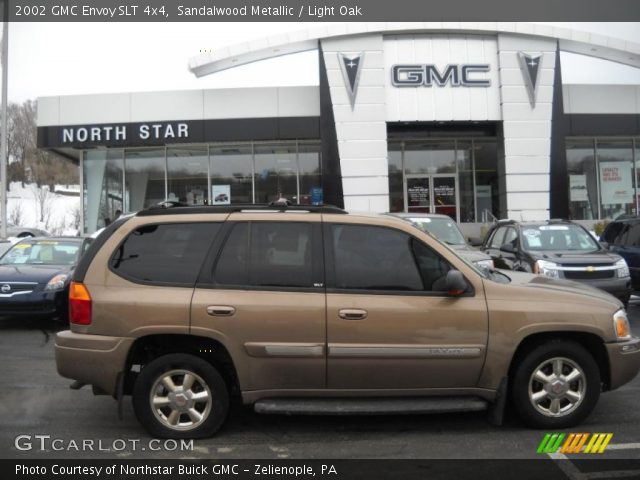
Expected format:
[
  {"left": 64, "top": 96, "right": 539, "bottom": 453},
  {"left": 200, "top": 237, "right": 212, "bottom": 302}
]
[{"left": 391, "top": 64, "right": 491, "bottom": 87}]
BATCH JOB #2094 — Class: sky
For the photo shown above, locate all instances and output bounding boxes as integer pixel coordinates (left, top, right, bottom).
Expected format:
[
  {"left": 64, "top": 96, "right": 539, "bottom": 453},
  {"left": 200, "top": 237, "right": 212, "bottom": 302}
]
[{"left": 8, "top": 22, "right": 640, "bottom": 103}]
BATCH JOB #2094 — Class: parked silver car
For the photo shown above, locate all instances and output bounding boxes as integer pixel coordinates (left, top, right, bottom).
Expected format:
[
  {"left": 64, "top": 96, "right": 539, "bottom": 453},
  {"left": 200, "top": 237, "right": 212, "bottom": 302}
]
[{"left": 390, "top": 213, "right": 494, "bottom": 271}]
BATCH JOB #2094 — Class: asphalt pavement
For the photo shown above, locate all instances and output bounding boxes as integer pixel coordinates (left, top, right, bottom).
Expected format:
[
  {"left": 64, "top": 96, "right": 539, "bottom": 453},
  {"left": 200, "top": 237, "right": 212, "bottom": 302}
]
[{"left": 2, "top": 300, "right": 640, "bottom": 461}]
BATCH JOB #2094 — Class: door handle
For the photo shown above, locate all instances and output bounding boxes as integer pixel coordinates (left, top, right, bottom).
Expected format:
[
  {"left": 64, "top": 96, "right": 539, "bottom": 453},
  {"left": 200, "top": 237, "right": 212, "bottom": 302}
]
[
  {"left": 339, "top": 309, "right": 368, "bottom": 320},
  {"left": 206, "top": 305, "right": 236, "bottom": 316}
]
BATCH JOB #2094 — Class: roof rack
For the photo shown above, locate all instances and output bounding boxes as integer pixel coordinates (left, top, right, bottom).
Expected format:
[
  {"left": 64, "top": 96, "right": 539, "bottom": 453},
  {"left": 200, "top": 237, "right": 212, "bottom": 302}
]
[
  {"left": 496, "top": 219, "right": 516, "bottom": 224},
  {"left": 137, "top": 202, "right": 348, "bottom": 217},
  {"left": 547, "top": 218, "right": 570, "bottom": 224}
]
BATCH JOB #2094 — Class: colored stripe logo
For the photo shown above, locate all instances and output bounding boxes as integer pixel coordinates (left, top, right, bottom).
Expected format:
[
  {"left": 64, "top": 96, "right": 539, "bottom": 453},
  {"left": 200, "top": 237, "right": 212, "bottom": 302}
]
[{"left": 537, "top": 433, "right": 613, "bottom": 454}]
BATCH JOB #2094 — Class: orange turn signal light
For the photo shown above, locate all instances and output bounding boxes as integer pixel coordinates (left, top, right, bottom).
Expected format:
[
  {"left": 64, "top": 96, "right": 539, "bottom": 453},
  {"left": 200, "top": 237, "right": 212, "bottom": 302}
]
[
  {"left": 70, "top": 281, "right": 91, "bottom": 301},
  {"left": 615, "top": 315, "right": 630, "bottom": 339}
]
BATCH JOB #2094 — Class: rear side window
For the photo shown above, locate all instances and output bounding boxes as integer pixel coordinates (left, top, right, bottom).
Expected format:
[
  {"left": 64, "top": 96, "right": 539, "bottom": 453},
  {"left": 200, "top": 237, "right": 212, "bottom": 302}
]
[
  {"left": 489, "top": 227, "right": 507, "bottom": 248},
  {"left": 111, "top": 223, "right": 221, "bottom": 285},
  {"left": 602, "top": 222, "right": 625, "bottom": 244},
  {"left": 329, "top": 224, "right": 424, "bottom": 291},
  {"left": 214, "top": 222, "right": 314, "bottom": 288},
  {"left": 626, "top": 224, "right": 640, "bottom": 246}
]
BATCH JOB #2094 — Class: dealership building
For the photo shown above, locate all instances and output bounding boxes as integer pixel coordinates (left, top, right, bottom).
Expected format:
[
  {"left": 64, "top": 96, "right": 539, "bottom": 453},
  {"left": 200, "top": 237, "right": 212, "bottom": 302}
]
[{"left": 37, "top": 23, "right": 640, "bottom": 233}]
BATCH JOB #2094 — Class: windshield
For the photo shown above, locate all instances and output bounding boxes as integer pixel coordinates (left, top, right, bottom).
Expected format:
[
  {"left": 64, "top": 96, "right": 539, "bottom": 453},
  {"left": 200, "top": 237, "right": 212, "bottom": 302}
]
[
  {"left": 521, "top": 224, "right": 600, "bottom": 252},
  {"left": 409, "top": 217, "right": 466, "bottom": 246},
  {"left": 0, "top": 240, "right": 81, "bottom": 266}
]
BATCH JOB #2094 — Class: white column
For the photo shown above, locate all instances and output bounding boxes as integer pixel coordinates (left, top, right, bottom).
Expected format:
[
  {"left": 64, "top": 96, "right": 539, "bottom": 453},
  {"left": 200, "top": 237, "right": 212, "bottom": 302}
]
[
  {"left": 498, "top": 34, "right": 557, "bottom": 221},
  {"left": 321, "top": 34, "right": 389, "bottom": 212}
]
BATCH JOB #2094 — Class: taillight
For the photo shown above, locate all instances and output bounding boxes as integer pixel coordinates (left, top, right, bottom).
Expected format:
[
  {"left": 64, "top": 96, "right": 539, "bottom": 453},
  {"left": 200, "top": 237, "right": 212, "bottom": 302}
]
[{"left": 69, "top": 281, "right": 92, "bottom": 325}]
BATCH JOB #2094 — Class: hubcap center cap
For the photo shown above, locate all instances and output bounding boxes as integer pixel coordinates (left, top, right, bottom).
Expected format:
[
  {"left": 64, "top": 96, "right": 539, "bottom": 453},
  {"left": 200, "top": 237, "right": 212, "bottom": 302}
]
[
  {"left": 546, "top": 378, "right": 568, "bottom": 397},
  {"left": 169, "top": 391, "right": 191, "bottom": 410}
]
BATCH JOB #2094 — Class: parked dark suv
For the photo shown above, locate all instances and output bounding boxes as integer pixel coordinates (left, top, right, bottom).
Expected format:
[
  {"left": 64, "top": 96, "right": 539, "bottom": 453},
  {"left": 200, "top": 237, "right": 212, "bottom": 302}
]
[
  {"left": 482, "top": 219, "right": 632, "bottom": 305},
  {"left": 601, "top": 216, "right": 640, "bottom": 292}
]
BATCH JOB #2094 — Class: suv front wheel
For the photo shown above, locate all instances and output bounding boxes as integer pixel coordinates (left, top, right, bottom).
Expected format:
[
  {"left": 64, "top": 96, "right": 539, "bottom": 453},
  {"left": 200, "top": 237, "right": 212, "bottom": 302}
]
[
  {"left": 511, "top": 340, "right": 601, "bottom": 429},
  {"left": 132, "top": 353, "right": 229, "bottom": 438}
]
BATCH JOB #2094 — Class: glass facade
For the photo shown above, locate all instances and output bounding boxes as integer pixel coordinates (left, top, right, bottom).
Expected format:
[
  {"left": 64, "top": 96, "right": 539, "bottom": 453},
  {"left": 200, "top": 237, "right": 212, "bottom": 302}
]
[
  {"left": 83, "top": 141, "right": 321, "bottom": 233},
  {"left": 388, "top": 138, "right": 499, "bottom": 222},
  {"left": 567, "top": 138, "right": 640, "bottom": 220}
]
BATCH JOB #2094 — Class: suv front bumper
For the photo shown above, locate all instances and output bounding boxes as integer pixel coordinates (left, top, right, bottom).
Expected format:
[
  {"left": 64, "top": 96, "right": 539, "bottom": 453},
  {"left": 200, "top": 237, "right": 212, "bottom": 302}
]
[
  {"left": 606, "top": 337, "right": 640, "bottom": 390},
  {"left": 564, "top": 276, "right": 632, "bottom": 302},
  {"left": 55, "top": 330, "right": 133, "bottom": 397}
]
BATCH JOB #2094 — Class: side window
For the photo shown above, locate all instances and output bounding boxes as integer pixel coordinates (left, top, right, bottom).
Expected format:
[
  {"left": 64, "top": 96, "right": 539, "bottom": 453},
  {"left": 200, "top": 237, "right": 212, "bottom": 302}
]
[
  {"left": 601, "top": 222, "right": 622, "bottom": 244},
  {"left": 625, "top": 223, "right": 640, "bottom": 247},
  {"left": 503, "top": 227, "right": 518, "bottom": 247},
  {"left": 412, "top": 240, "right": 452, "bottom": 291},
  {"left": 111, "top": 223, "right": 221, "bottom": 285},
  {"left": 214, "top": 222, "right": 314, "bottom": 288},
  {"left": 489, "top": 227, "right": 506, "bottom": 248},
  {"left": 329, "top": 224, "right": 423, "bottom": 291}
]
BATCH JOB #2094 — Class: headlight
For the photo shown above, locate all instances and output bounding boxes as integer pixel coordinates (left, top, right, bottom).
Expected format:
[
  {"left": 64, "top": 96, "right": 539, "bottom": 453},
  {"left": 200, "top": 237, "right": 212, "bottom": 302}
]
[
  {"left": 615, "top": 258, "right": 630, "bottom": 278},
  {"left": 613, "top": 309, "right": 632, "bottom": 341},
  {"left": 45, "top": 274, "right": 69, "bottom": 291},
  {"left": 475, "top": 259, "right": 494, "bottom": 271},
  {"left": 534, "top": 260, "right": 559, "bottom": 278}
]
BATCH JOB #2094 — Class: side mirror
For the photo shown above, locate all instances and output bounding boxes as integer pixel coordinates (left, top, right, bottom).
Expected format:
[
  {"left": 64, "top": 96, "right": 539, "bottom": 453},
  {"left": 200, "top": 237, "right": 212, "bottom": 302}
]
[
  {"left": 445, "top": 270, "right": 468, "bottom": 296},
  {"left": 499, "top": 243, "right": 517, "bottom": 254},
  {"left": 468, "top": 236, "right": 483, "bottom": 247},
  {"left": 599, "top": 241, "right": 609, "bottom": 250}
]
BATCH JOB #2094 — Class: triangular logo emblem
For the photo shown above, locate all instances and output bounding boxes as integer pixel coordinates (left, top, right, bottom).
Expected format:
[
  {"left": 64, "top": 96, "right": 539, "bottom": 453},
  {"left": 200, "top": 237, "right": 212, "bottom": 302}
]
[
  {"left": 518, "top": 52, "right": 542, "bottom": 107},
  {"left": 338, "top": 52, "right": 364, "bottom": 110}
]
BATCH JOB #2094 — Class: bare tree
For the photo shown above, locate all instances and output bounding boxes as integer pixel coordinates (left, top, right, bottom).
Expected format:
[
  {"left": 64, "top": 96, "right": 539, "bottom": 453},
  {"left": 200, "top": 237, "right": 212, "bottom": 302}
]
[
  {"left": 8, "top": 202, "right": 24, "bottom": 226},
  {"left": 4, "top": 99, "right": 78, "bottom": 188},
  {"left": 70, "top": 205, "right": 81, "bottom": 231},
  {"left": 31, "top": 184, "right": 54, "bottom": 226}
]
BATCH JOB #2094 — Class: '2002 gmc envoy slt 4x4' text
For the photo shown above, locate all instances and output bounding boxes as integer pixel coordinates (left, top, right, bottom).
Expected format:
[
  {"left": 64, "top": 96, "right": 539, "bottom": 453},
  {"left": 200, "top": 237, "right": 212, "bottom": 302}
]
[{"left": 55, "top": 204, "right": 640, "bottom": 438}]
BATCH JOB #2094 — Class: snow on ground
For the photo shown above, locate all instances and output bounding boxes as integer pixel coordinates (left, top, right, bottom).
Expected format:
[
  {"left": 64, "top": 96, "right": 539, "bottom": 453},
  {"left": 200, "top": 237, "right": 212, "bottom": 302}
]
[{"left": 6, "top": 182, "right": 81, "bottom": 236}]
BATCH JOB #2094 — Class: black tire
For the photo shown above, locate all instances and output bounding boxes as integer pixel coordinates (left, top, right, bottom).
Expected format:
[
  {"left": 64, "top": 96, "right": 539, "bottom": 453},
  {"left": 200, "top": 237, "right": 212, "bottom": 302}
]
[
  {"left": 620, "top": 295, "right": 630, "bottom": 310},
  {"left": 511, "top": 340, "right": 600, "bottom": 429},
  {"left": 132, "top": 353, "right": 229, "bottom": 439}
]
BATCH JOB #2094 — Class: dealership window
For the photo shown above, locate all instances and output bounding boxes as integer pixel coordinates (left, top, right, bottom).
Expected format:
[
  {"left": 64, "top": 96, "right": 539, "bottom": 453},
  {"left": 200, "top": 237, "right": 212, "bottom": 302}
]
[
  {"left": 254, "top": 144, "right": 298, "bottom": 204},
  {"left": 125, "top": 149, "right": 166, "bottom": 211},
  {"left": 167, "top": 147, "right": 209, "bottom": 205},
  {"left": 83, "top": 149, "right": 124, "bottom": 232},
  {"left": 298, "top": 143, "right": 323, "bottom": 205},
  {"left": 210, "top": 145, "right": 253, "bottom": 205},
  {"left": 387, "top": 138, "right": 499, "bottom": 222},
  {"left": 567, "top": 139, "right": 598, "bottom": 220},
  {"left": 597, "top": 140, "right": 634, "bottom": 219},
  {"left": 457, "top": 141, "right": 474, "bottom": 223},
  {"left": 83, "top": 141, "right": 322, "bottom": 233},
  {"left": 388, "top": 143, "right": 403, "bottom": 213},
  {"left": 567, "top": 138, "right": 639, "bottom": 220}
]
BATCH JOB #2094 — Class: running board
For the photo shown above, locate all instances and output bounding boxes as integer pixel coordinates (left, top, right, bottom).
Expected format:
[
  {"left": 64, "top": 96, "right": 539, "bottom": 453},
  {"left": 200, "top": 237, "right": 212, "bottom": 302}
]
[{"left": 254, "top": 397, "right": 489, "bottom": 416}]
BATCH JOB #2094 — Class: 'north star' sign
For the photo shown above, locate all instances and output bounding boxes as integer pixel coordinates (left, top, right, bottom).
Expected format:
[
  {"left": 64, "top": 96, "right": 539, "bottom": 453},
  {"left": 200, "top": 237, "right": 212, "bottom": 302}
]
[
  {"left": 391, "top": 64, "right": 491, "bottom": 87},
  {"left": 61, "top": 122, "right": 189, "bottom": 144}
]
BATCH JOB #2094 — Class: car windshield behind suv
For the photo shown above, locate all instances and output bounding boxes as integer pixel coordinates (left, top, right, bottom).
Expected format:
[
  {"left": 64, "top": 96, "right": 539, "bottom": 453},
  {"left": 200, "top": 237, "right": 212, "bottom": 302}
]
[
  {"left": 408, "top": 217, "right": 466, "bottom": 246},
  {"left": 520, "top": 224, "right": 600, "bottom": 252}
]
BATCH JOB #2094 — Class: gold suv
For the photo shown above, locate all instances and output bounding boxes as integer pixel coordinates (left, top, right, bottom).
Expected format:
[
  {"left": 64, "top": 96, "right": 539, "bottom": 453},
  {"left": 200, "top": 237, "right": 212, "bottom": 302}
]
[{"left": 55, "top": 204, "right": 640, "bottom": 438}]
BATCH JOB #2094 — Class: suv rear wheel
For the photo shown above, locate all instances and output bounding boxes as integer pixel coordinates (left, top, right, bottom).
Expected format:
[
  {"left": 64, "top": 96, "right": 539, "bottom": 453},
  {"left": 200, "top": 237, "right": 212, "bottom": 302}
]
[
  {"left": 132, "top": 353, "right": 229, "bottom": 438},
  {"left": 511, "top": 340, "right": 600, "bottom": 429}
]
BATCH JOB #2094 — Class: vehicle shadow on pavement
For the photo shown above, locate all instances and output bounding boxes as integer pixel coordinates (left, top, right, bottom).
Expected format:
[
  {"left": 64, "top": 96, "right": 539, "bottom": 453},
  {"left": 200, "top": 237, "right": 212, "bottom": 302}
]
[{"left": 0, "top": 316, "right": 66, "bottom": 343}]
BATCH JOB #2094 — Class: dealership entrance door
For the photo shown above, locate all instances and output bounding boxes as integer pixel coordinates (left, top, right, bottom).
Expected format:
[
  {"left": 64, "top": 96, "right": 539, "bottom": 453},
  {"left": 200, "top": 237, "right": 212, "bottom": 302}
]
[{"left": 405, "top": 174, "right": 458, "bottom": 221}]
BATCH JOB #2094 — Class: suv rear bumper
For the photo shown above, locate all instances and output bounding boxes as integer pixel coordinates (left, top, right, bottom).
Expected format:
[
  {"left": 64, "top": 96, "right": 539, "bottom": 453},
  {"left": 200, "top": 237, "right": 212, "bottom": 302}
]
[
  {"left": 606, "top": 337, "right": 640, "bottom": 390},
  {"left": 55, "top": 330, "right": 133, "bottom": 397}
]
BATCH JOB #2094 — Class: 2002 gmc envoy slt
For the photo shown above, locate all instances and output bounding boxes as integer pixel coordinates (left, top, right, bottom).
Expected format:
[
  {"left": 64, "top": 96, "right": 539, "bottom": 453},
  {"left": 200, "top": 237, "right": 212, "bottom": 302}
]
[{"left": 55, "top": 203, "right": 640, "bottom": 438}]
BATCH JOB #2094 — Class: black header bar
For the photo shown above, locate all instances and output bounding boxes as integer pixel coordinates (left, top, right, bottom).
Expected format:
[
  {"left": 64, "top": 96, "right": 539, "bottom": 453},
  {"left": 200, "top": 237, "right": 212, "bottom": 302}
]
[{"left": 9, "top": 0, "right": 640, "bottom": 21}]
